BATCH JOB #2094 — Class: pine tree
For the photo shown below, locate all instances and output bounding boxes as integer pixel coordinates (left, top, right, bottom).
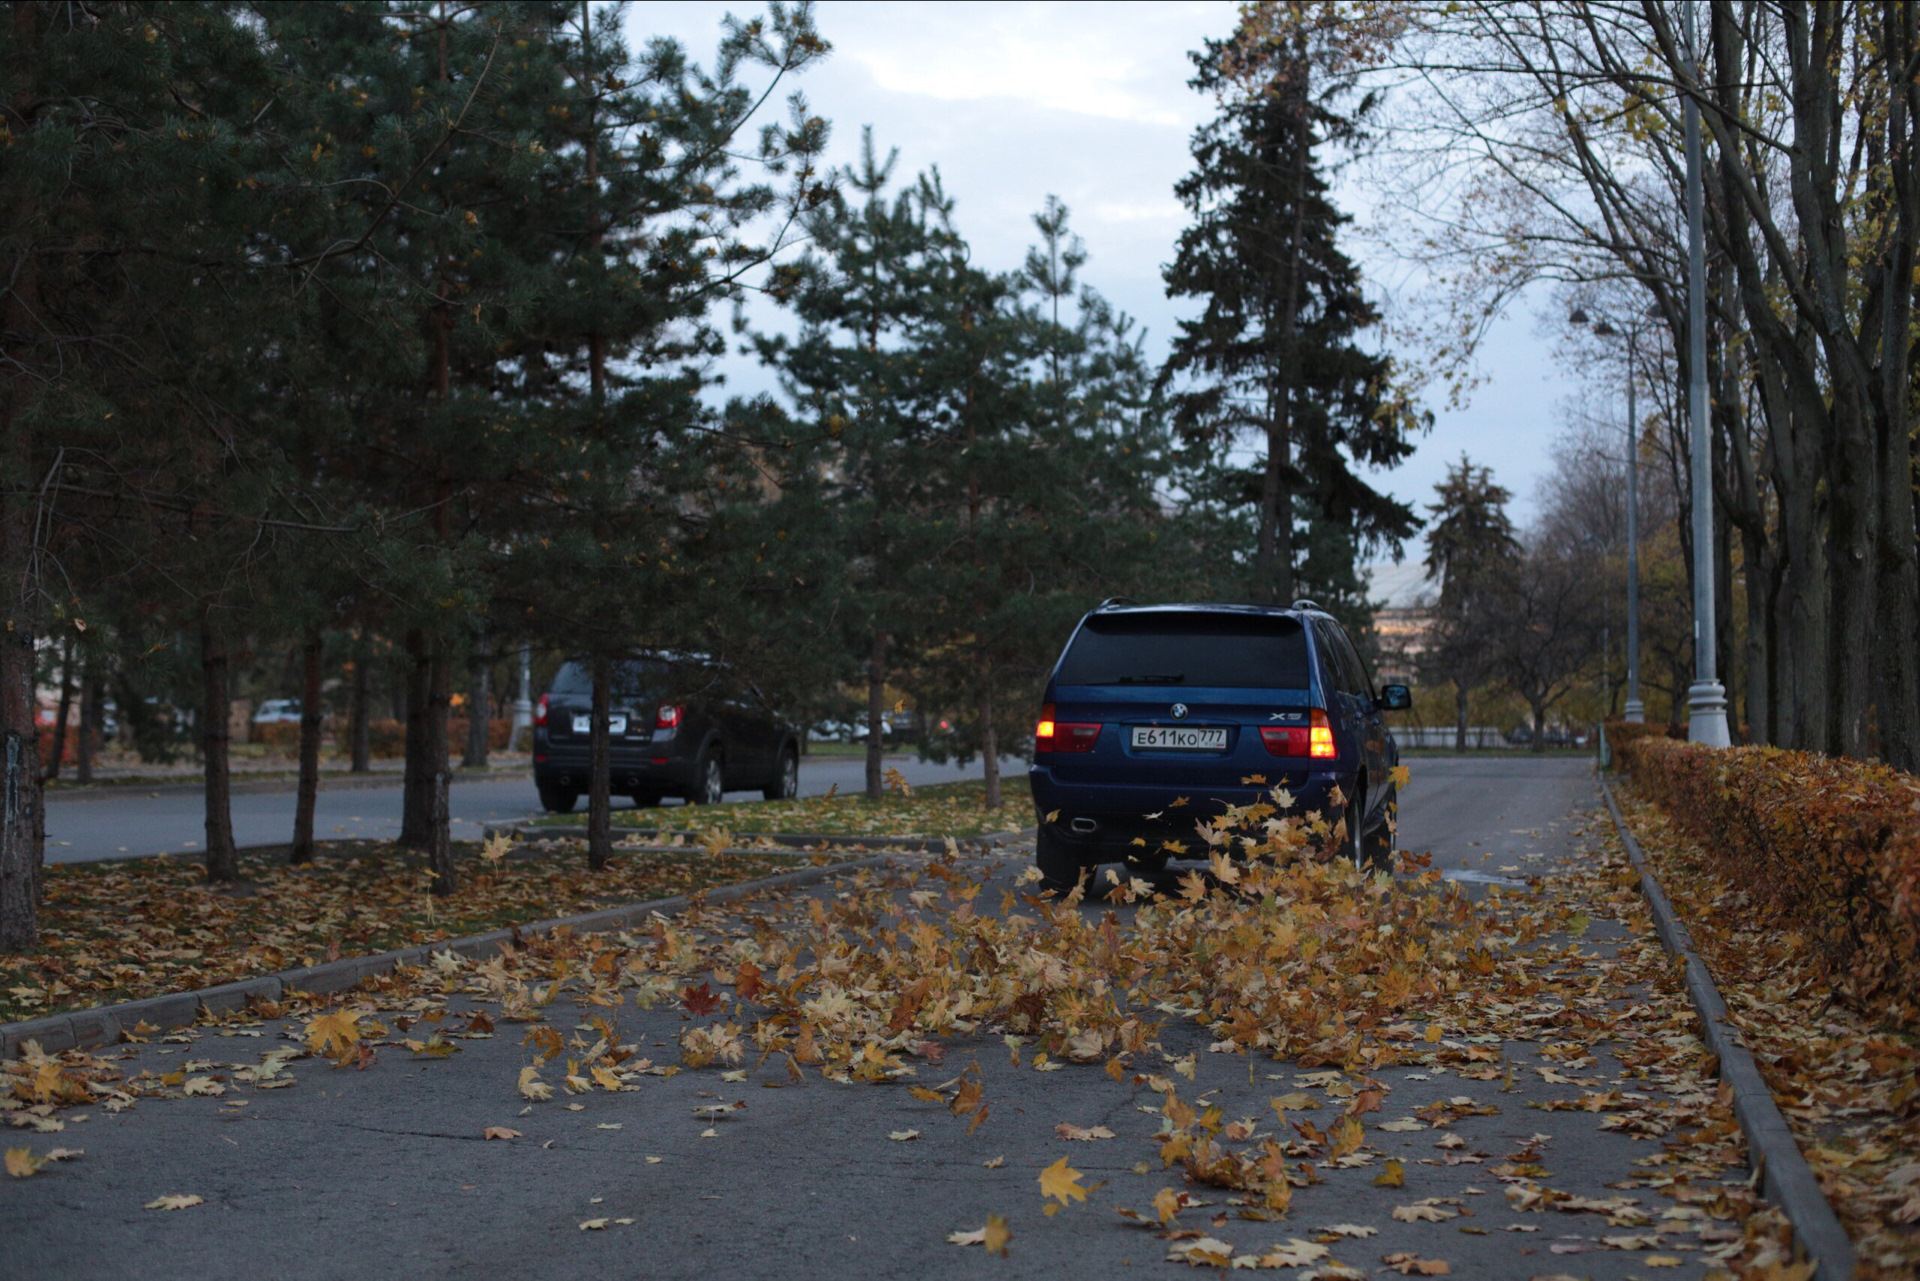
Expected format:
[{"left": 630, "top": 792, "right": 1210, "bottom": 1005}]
[
  {"left": 1162, "top": 16, "right": 1421, "bottom": 604},
  {"left": 1421, "top": 455, "right": 1519, "bottom": 749},
  {"left": 753, "top": 131, "right": 943, "bottom": 799}
]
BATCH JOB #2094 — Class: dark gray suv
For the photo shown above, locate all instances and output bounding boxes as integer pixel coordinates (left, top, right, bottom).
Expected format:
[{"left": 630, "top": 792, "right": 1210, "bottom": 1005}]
[{"left": 532, "top": 657, "right": 800, "bottom": 812}]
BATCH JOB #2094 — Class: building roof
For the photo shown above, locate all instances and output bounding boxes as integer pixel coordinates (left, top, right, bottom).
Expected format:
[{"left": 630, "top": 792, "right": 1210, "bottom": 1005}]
[{"left": 1362, "top": 559, "right": 1441, "bottom": 612}]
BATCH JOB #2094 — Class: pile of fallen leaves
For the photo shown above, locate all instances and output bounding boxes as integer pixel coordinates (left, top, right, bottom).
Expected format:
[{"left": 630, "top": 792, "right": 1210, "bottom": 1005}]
[
  {"left": 1611, "top": 783, "right": 1920, "bottom": 1278},
  {"left": 533, "top": 776, "right": 1031, "bottom": 839},
  {"left": 0, "top": 839, "right": 805, "bottom": 1023}
]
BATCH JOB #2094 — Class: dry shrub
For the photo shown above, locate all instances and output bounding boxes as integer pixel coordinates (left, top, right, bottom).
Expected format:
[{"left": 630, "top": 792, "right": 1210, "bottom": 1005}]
[{"left": 1610, "top": 730, "right": 1920, "bottom": 1028}]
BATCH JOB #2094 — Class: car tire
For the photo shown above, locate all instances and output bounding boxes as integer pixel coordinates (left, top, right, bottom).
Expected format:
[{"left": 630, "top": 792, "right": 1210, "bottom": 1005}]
[
  {"left": 538, "top": 785, "right": 578, "bottom": 814},
  {"left": 1036, "top": 827, "right": 1093, "bottom": 896},
  {"left": 763, "top": 748, "right": 798, "bottom": 801},
  {"left": 1124, "top": 851, "right": 1171, "bottom": 876},
  {"left": 1337, "top": 784, "right": 1364, "bottom": 866},
  {"left": 1362, "top": 788, "right": 1395, "bottom": 872},
  {"left": 687, "top": 750, "right": 725, "bottom": 806}
]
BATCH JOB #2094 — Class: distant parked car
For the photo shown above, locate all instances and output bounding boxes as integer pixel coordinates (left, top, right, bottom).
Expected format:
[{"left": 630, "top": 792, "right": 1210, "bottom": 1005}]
[
  {"left": 252, "top": 699, "right": 302, "bottom": 725},
  {"left": 814, "top": 718, "right": 890, "bottom": 743},
  {"left": 532, "top": 655, "right": 800, "bottom": 813}
]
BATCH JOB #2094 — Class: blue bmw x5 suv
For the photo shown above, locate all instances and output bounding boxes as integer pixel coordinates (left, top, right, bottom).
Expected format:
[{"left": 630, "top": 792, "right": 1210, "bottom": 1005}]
[{"left": 1029, "top": 600, "right": 1411, "bottom": 889}]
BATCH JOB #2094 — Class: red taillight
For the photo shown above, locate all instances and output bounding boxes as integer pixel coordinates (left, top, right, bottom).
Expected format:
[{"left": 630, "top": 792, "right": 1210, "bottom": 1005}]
[
  {"left": 534, "top": 693, "right": 548, "bottom": 726},
  {"left": 655, "top": 704, "right": 682, "bottom": 730},
  {"left": 1036, "top": 705, "right": 1101, "bottom": 753},
  {"left": 1309, "top": 707, "right": 1336, "bottom": 758},
  {"left": 1259, "top": 726, "right": 1309, "bottom": 756}
]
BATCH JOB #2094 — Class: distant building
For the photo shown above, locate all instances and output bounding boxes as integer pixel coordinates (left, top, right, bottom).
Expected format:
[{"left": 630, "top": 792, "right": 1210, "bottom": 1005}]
[{"left": 1362, "top": 560, "right": 1440, "bottom": 685}]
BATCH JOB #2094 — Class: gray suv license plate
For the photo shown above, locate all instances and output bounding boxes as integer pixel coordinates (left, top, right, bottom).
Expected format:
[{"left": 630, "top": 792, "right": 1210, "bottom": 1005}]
[{"left": 1130, "top": 726, "right": 1228, "bottom": 751}]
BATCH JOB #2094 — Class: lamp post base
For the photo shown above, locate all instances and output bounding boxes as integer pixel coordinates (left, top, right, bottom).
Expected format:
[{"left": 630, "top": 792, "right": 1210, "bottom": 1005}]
[
  {"left": 1623, "top": 698, "right": 1645, "bottom": 724},
  {"left": 1686, "top": 681, "right": 1730, "bottom": 747}
]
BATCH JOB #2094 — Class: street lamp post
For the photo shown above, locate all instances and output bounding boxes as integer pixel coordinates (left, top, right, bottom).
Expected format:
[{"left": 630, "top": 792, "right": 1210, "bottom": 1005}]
[
  {"left": 1571, "top": 307, "right": 1646, "bottom": 725},
  {"left": 1680, "top": 0, "right": 1730, "bottom": 747},
  {"left": 510, "top": 642, "right": 534, "bottom": 752}
]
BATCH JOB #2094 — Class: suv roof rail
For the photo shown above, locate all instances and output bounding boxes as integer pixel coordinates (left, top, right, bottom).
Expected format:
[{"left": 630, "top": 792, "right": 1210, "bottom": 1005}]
[
  {"left": 1291, "top": 598, "right": 1323, "bottom": 612},
  {"left": 1096, "top": 596, "right": 1139, "bottom": 609}
]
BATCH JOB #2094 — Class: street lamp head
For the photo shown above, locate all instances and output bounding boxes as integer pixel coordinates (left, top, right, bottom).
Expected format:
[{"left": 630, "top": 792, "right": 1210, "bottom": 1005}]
[
  {"left": 1568, "top": 308, "right": 1590, "bottom": 326},
  {"left": 1592, "top": 320, "right": 1619, "bottom": 338}
]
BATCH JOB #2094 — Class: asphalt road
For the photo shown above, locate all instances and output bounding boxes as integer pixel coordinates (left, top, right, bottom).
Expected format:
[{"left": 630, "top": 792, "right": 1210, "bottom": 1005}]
[
  {"left": 41, "top": 754, "right": 1030, "bottom": 865},
  {"left": 6, "top": 754, "right": 1756, "bottom": 1279}
]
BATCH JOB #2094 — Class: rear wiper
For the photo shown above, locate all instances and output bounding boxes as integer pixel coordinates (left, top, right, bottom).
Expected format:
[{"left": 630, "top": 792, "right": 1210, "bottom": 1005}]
[{"left": 1115, "top": 673, "right": 1185, "bottom": 684}]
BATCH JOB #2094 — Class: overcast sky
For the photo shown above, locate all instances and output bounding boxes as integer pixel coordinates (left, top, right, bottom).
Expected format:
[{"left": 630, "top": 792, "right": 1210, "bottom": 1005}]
[{"left": 633, "top": 1, "right": 1577, "bottom": 560}]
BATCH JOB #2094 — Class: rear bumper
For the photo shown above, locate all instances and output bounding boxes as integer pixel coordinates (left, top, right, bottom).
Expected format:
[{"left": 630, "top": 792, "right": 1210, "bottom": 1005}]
[
  {"left": 1029, "top": 765, "right": 1352, "bottom": 862},
  {"left": 533, "top": 743, "right": 694, "bottom": 793}
]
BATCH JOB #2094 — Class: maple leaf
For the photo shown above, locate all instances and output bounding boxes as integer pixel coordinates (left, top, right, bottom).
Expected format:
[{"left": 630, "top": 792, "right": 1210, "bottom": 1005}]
[
  {"left": 1054, "top": 1124, "right": 1115, "bottom": 1141},
  {"left": 303, "top": 1009, "right": 361, "bottom": 1060},
  {"left": 949, "top": 1214, "right": 1010, "bottom": 1254},
  {"left": 517, "top": 1066, "right": 554, "bottom": 1102},
  {"left": 1381, "top": 1252, "right": 1451, "bottom": 1275},
  {"left": 889, "top": 1130, "right": 920, "bottom": 1142},
  {"left": 1259, "top": 1240, "right": 1329, "bottom": 1268},
  {"left": 1374, "top": 1158, "right": 1406, "bottom": 1188},
  {"left": 1389, "top": 763, "right": 1411, "bottom": 791},
  {"left": 144, "top": 1194, "right": 204, "bottom": 1211},
  {"left": 1392, "top": 1204, "right": 1456, "bottom": 1223},
  {"left": 1038, "top": 1156, "right": 1089, "bottom": 1207},
  {"left": 1166, "top": 1237, "right": 1233, "bottom": 1267},
  {"left": 1327, "top": 1115, "right": 1363, "bottom": 1158},
  {"left": 680, "top": 982, "right": 723, "bottom": 1016},
  {"left": 578, "top": 1218, "right": 609, "bottom": 1230},
  {"left": 5, "top": 1148, "right": 44, "bottom": 1178},
  {"left": 1154, "top": 1187, "right": 1186, "bottom": 1224},
  {"left": 482, "top": 1126, "right": 521, "bottom": 1141}
]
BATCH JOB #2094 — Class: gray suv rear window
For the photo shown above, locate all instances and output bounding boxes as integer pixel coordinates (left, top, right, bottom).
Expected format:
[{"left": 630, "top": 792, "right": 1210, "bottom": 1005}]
[{"left": 1055, "top": 614, "right": 1311, "bottom": 689}]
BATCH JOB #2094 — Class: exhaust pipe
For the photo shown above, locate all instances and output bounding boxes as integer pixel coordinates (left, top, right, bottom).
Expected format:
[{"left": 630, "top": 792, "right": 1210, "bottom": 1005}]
[{"left": 1070, "top": 817, "right": 1098, "bottom": 834}]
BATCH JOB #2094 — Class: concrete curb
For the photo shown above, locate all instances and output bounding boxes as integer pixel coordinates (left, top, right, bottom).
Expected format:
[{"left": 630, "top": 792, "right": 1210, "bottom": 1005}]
[
  {"left": 1598, "top": 774, "right": 1855, "bottom": 1281},
  {"left": 0, "top": 852, "right": 898, "bottom": 1061},
  {"left": 489, "top": 824, "right": 1023, "bottom": 854},
  {"left": 45, "top": 769, "right": 519, "bottom": 804}
]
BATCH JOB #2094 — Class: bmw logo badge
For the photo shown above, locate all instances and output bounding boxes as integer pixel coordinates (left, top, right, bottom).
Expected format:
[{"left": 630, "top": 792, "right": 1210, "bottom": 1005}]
[{"left": 1171, "top": 703, "right": 1188, "bottom": 719}]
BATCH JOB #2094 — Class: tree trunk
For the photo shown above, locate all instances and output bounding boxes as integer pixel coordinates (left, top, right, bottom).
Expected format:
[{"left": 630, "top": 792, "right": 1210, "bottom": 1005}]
[
  {"left": 977, "top": 651, "right": 1000, "bottom": 810},
  {"left": 463, "top": 640, "right": 490, "bottom": 770},
  {"left": 1529, "top": 698, "right": 1547, "bottom": 754},
  {"left": 349, "top": 644, "right": 371, "bottom": 772},
  {"left": 42, "top": 635, "right": 74, "bottom": 781},
  {"left": 75, "top": 660, "right": 98, "bottom": 785},
  {"left": 200, "top": 615, "right": 239, "bottom": 884},
  {"left": 290, "top": 629, "right": 324, "bottom": 865},
  {"left": 1454, "top": 683, "right": 1470, "bottom": 752},
  {"left": 0, "top": 0, "right": 44, "bottom": 952},
  {"left": 864, "top": 630, "right": 887, "bottom": 800},
  {"left": 399, "top": 629, "right": 432, "bottom": 848},
  {"left": 588, "top": 654, "right": 611, "bottom": 870},
  {"left": 425, "top": 652, "right": 455, "bottom": 895}
]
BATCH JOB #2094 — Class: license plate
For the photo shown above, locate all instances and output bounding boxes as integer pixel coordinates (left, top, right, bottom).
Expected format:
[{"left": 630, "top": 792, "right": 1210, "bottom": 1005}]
[
  {"left": 572, "top": 715, "right": 628, "bottom": 734},
  {"left": 1130, "top": 726, "right": 1228, "bottom": 751}
]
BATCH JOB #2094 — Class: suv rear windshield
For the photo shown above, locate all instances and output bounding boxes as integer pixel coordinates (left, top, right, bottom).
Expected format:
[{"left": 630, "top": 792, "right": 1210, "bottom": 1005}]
[
  {"left": 548, "top": 659, "right": 676, "bottom": 700},
  {"left": 1055, "top": 613, "right": 1311, "bottom": 689}
]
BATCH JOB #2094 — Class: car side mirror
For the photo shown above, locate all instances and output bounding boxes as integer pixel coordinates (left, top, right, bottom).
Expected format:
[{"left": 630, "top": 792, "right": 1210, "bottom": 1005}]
[{"left": 1377, "top": 684, "right": 1412, "bottom": 712}]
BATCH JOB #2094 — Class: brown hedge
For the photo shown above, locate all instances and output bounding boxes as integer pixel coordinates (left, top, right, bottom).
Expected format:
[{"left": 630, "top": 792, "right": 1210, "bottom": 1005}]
[{"left": 1609, "top": 730, "right": 1920, "bottom": 1028}]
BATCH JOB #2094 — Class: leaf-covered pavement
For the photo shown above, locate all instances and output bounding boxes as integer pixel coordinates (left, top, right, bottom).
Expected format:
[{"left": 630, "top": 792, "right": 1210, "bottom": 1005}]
[
  {"left": 3, "top": 758, "right": 1813, "bottom": 1278},
  {"left": 0, "top": 839, "right": 813, "bottom": 1023},
  {"left": 528, "top": 775, "right": 1032, "bottom": 839}
]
